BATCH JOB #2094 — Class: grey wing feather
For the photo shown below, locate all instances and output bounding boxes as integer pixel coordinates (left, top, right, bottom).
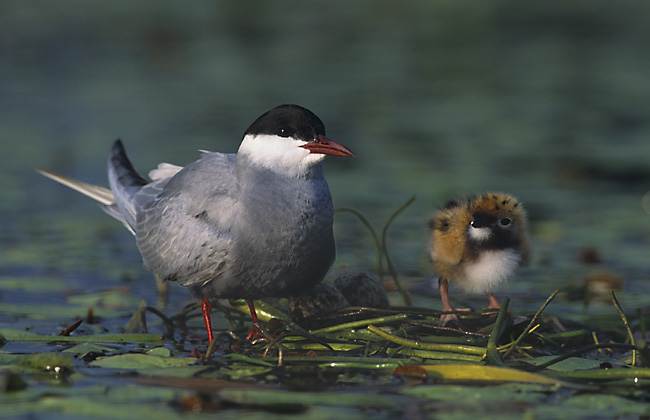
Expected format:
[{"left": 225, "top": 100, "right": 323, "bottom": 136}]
[
  {"left": 134, "top": 152, "right": 239, "bottom": 287},
  {"left": 148, "top": 162, "right": 183, "bottom": 181}
]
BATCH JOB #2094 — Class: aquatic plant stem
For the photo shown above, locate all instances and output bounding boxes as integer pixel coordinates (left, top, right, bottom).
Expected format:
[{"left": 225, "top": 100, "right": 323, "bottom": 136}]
[
  {"left": 336, "top": 196, "right": 415, "bottom": 306},
  {"left": 367, "top": 324, "right": 485, "bottom": 356},
  {"left": 311, "top": 313, "right": 409, "bottom": 334},
  {"left": 380, "top": 196, "right": 415, "bottom": 306},
  {"left": 145, "top": 306, "right": 176, "bottom": 338},
  {"left": 486, "top": 296, "right": 510, "bottom": 367},
  {"left": 503, "top": 290, "right": 559, "bottom": 359},
  {"left": 543, "top": 366, "right": 650, "bottom": 381},
  {"left": 335, "top": 207, "right": 383, "bottom": 279},
  {"left": 610, "top": 290, "right": 636, "bottom": 366},
  {"left": 637, "top": 308, "right": 649, "bottom": 368}
]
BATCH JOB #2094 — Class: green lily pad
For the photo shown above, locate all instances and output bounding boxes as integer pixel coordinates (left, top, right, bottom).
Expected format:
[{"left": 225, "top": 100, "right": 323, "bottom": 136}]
[
  {"left": 522, "top": 356, "right": 615, "bottom": 371},
  {"left": 0, "top": 304, "right": 127, "bottom": 320},
  {"left": 0, "top": 329, "right": 162, "bottom": 344},
  {"left": 146, "top": 347, "right": 172, "bottom": 357},
  {"left": 218, "top": 388, "right": 405, "bottom": 409},
  {"left": 0, "top": 353, "right": 74, "bottom": 375},
  {"left": 67, "top": 290, "right": 142, "bottom": 309},
  {"left": 89, "top": 353, "right": 196, "bottom": 370},
  {"left": 61, "top": 343, "right": 114, "bottom": 354},
  {"left": 0, "top": 277, "right": 68, "bottom": 292}
]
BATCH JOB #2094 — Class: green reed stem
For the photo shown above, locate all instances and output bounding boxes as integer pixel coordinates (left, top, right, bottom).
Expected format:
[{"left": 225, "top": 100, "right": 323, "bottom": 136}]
[
  {"left": 610, "top": 290, "right": 636, "bottom": 366},
  {"left": 503, "top": 290, "right": 559, "bottom": 359},
  {"left": 335, "top": 207, "right": 384, "bottom": 279},
  {"left": 486, "top": 296, "right": 510, "bottom": 367},
  {"left": 310, "top": 313, "right": 409, "bottom": 334},
  {"left": 367, "top": 324, "right": 485, "bottom": 355},
  {"left": 380, "top": 196, "right": 415, "bottom": 306}
]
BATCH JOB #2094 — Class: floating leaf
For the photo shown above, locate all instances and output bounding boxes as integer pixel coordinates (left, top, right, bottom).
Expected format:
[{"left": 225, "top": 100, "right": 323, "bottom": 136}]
[
  {"left": 416, "top": 364, "right": 566, "bottom": 385},
  {"left": 67, "top": 290, "right": 142, "bottom": 309},
  {"left": 0, "top": 304, "right": 127, "bottom": 320},
  {"left": 15, "top": 353, "right": 74, "bottom": 372},
  {"left": 402, "top": 383, "right": 555, "bottom": 403},
  {"left": 522, "top": 356, "right": 611, "bottom": 371},
  {"left": 1, "top": 353, "right": 74, "bottom": 375},
  {"left": 559, "top": 393, "right": 650, "bottom": 416},
  {"left": 1, "top": 371, "right": 28, "bottom": 392},
  {"left": 146, "top": 347, "right": 172, "bottom": 357},
  {"left": 0, "top": 277, "right": 68, "bottom": 292},
  {"left": 218, "top": 388, "right": 406, "bottom": 409},
  {"left": 61, "top": 343, "right": 114, "bottom": 355},
  {"left": 129, "top": 366, "right": 212, "bottom": 378},
  {"left": 0, "top": 329, "right": 162, "bottom": 344},
  {"left": 89, "top": 353, "right": 195, "bottom": 370}
]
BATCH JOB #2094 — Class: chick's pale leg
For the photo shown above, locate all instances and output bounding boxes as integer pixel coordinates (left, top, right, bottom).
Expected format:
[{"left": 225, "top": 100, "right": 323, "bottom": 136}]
[
  {"left": 438, "top": 277, "right": 455, "bottom": 312},
  {"left": 438, "top": 277, "right": 460, "bottom": 326},
  {"left": 486, "top": 292, "right": 501, "bottom": 309}
]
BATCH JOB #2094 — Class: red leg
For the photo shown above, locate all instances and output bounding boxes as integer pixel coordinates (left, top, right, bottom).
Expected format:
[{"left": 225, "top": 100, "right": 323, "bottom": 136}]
[
  {"left": 246, "top": 299, "right": 260, "bottom": 340},
  {"left": 201, "top": 299, "right": 214, "bottom": 344},
  {"left": 487, "top": 292, "right": 501, "bottom": 309}
]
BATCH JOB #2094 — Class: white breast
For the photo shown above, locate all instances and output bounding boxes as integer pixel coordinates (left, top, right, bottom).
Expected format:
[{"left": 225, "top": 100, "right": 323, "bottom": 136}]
[{"left": 456, "top": 249, "right": 521, "bottom": 293}]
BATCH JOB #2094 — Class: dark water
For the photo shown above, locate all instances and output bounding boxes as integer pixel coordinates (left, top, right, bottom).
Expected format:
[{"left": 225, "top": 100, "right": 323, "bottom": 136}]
[
  {"left": 2, "top": 3, "right": 650, "bottom": 418},
  {"left": 2, "top": 0, "right": 650, "bottom": 334}
]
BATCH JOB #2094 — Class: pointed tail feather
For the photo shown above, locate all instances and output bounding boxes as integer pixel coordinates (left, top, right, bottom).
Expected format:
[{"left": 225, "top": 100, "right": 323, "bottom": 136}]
[
  {"left": 37, "top": 139, "right": 149, "bottom": 236},
  {"left": 36, "top": 168, "right": 115, "bottom": 205},
  {"left": 36, "top": 167, "right": 135, "bottom": 234}
]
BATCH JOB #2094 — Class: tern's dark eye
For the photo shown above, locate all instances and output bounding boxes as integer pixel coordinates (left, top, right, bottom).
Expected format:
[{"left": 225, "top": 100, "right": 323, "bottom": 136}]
[
  {"left": 500, "top": 217, "right": 511, "bottom": 226},
  {"left": 275, "top": 127, "right": 294, "bottom": 138}
]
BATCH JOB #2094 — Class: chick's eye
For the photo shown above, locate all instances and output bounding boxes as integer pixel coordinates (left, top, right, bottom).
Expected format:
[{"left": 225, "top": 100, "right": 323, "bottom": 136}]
[{"left": 500, "top": 217, "right": 511, "bottom": 226}]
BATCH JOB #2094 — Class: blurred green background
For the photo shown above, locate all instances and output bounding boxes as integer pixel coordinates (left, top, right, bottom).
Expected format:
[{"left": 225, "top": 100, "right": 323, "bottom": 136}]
[{"left": 1, "top": 0, "right": 650, "bottom": 312}]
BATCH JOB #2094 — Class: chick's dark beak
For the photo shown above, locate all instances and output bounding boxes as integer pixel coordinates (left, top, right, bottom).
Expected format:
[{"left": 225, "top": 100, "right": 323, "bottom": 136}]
[{"left": 300, "top": 135, "right": 354, "bottom": 157}]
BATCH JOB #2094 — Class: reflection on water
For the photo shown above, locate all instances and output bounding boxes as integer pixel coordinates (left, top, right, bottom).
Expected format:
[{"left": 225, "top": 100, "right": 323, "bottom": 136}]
[{"left": 1, "top": 1, "right": 650, "bottom": 313}]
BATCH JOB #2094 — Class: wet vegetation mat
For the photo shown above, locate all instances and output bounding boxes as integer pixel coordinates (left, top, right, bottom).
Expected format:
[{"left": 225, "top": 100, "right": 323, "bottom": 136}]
[
  {"left": 3, "top": 291, "right": 650, "bottom": 419},
  {"left": 2, "top": 199, "right": 650, "bottom": 419}
]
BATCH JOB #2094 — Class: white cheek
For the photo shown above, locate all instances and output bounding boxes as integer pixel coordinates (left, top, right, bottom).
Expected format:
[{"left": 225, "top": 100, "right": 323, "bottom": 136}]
[
  {"left": 238, "top": 134, "right": 323, "bottom": 174},
  {"left": 468, "top": 226, "right": 491, "bottom": 241}
]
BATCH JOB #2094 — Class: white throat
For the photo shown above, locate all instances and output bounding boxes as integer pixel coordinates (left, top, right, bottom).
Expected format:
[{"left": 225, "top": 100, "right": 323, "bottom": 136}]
[
  {"left": 238, "top": 134, "right": 325, "bottom": 176},
  {"left": 468, "top": 226, "right": 491, "bottom": 242}
]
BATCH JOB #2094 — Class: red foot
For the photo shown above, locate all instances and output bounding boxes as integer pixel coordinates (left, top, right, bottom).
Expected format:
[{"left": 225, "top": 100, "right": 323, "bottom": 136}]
[
  {"left": 246, "top": 325, "right": 262, "bottom": 341},
  {"left": 245, "top": 299, "right": 262, "bottom": 341}
]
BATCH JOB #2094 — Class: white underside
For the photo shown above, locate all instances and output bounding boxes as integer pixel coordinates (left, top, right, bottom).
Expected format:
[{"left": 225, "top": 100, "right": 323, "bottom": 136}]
[{"left": 456, "top": 249, "right": 521, "bottom": 293}]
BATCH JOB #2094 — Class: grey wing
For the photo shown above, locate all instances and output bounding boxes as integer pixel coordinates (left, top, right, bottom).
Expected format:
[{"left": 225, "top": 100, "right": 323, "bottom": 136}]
[{"left": 133, "top": 153, "right": 239, "bottom": 287}]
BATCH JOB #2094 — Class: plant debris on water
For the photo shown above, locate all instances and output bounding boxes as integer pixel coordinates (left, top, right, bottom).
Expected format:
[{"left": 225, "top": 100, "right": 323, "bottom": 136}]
[{"left": 3, "top": 200, "right": 650, "bottom": 419}]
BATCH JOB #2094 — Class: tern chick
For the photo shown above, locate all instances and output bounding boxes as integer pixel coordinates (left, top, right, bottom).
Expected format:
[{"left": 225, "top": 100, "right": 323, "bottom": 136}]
[{"left": 428, "top": 192, "right": 531, "bottom": 325}]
